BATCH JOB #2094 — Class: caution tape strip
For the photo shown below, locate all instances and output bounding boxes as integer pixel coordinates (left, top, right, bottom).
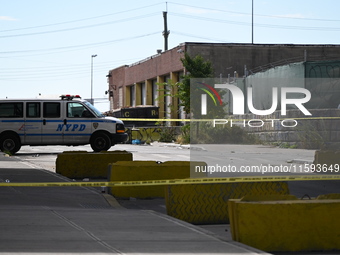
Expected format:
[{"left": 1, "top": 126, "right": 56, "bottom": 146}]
[{"left": 1, "top": 175, "right": 339, "bottom": 187}]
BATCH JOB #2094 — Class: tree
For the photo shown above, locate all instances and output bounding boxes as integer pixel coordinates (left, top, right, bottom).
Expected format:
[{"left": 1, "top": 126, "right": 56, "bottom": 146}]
[
  {"left": 156, "top": 79, "right": 179, "bottom": 119},
  {"left": 178, "top": 53, "right": 214, "bottom": 114},
  {"left": 156, "top": 53, "right": 226, "bottom": 119}
]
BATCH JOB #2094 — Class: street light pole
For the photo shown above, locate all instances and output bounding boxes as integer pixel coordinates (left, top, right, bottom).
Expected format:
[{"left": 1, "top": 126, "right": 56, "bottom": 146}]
[
  {"left": 252, "top": 0, "right": 254, "bottom": 44},
  {"left": 91, "top": 54, "right": 97, "bottom": 105}
]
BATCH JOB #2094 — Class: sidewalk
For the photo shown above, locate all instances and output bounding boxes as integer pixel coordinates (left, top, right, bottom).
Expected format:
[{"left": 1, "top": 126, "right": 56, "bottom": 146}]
[{"left": 0, "top": 153, "right": 268, "bottom": 255}]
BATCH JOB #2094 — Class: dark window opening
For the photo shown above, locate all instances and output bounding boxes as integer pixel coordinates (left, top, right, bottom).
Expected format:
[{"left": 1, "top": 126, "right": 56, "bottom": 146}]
[
  {"left": 26, "top": 102, "right": 40, "bottom": 118},
  {"left": 43, "top": 102, "right": 60, "bottom": 118},
  {"left": 0, "top": 103, "right": 23, "bottom": 117}
]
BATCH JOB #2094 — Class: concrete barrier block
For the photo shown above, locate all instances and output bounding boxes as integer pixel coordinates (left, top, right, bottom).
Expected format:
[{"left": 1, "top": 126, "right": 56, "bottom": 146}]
[
  {"left": 108, "top": 161, "right": 207, "bottom": 199},
  {"left": 228, "top": 194, "right": 340, "bottom": 252},
  {"left": 313, "top": 150, "right": 340, "bottom": 171},
  {"left": 56, "top": 150, "right": 133, "bottom": 179},
  {"left": 165, "top": 181, "right": 289, "bottom": 224}
]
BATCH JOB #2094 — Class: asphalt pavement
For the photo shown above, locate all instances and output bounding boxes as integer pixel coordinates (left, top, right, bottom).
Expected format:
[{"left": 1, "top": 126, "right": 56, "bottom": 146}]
[
  {"left": 0, "top": 152, "right": 268, "bottom": 255},
  {"left": 1, "top": 144, "right": 339, "bottom": 255}
]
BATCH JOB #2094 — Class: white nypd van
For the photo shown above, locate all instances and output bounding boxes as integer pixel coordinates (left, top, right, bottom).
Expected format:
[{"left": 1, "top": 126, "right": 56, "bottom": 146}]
[{"left": 0, "top": 95, "right": 128, "bottom": 154}]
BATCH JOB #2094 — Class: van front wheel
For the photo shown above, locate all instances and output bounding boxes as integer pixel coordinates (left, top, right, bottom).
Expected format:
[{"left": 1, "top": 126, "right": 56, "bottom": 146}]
[
  {"left": 90, "top": 133, "right": 111, "bottom": 152},
  {"left": 0, "top": 134, "right": 21, "bottom": 155}
]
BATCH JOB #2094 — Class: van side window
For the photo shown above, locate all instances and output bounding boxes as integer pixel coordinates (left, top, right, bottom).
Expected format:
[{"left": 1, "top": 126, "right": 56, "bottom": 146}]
[
  {"left": 67, "top": 102, "right": 94, "bottom": 118},
  {"left": 43, "top": 102, "right": 60, "bottom": 118},
  {"left": 0, "top": 103, "right": 23, "bottom": 117},
  {"left": 26, "top": 102, "right": 40, "bottom": 118},
  {"left": 67, "top": 102, "right": 85, "bottom": 118}
]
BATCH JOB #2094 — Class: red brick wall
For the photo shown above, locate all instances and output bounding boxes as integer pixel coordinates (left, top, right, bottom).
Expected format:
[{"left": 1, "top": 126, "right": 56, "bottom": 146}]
[
  {"left": 123, "top": 46, "right": 184, "bottom": 85},
  {"left": 108, "top": 65, "right": 127, "bottom": 110},
  {"left": 108, "top": 45, "right": 185, "bottom": 110}
]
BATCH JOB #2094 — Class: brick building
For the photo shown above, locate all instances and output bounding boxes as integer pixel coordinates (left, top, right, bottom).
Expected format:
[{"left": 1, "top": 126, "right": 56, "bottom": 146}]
[{"left": 106, "top": 42, "right": 340, "bottom": 120}]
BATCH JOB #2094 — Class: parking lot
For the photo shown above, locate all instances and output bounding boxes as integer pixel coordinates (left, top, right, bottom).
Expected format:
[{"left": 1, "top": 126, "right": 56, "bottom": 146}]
[
  {"left": 2, "top": 143, "right": 340, "bottom": 254},
  {"left": 12, "top": 142, "right": 339, "bottom": 199}
]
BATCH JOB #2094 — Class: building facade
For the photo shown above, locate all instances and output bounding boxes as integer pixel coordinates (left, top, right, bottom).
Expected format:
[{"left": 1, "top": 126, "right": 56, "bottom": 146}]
[{"left": 106, "top": 42, "right": 340, "bottom": 120}]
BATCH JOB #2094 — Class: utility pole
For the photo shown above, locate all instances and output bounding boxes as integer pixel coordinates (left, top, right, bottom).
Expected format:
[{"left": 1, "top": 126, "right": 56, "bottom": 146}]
[
  {"left": 163, "top": 11, "right": 170, "bottom": 51},
  {"left": 91, "top": 54, "right": 97, "bottom": 105},
  {"left": 252, "top": 0, "right": 254, "bottom": 44}
]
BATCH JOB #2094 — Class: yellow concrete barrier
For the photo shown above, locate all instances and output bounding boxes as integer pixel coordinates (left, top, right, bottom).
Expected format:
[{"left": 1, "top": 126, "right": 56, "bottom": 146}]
[
  {"left": 165, "top": 181, "right": 289, "bottom": 224},
  {"left": 228, "top": 194, "right": 340, "bottom": 252},
  {"left": 108, "top": 161, "right": 206, "bottom": 198},
  {"left": 56, "top": 151, "right": 133, "bottom": 179}
]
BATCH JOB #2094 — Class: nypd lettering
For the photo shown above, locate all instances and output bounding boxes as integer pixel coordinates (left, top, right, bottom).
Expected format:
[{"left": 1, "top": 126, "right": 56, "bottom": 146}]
[{"left": 56, "top": 124, "right": 86, "bottom": 132}]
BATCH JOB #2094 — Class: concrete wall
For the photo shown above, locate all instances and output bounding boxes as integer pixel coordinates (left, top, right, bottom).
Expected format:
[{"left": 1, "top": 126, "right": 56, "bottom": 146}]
[
  {"left": 223, "top": 60, "right": 340, "bottom": 148},
  {"left": 234, "top": 62, "right": 305, "bottom": 113},
  {"left": 186, "top": 43, "right": 340, "bottom": 78},
  {"left": 230, "top": 61, "right": 340, "bottom": 112},
  {"left": 234, "top": 109, "right": 340, "bottom": 149}
]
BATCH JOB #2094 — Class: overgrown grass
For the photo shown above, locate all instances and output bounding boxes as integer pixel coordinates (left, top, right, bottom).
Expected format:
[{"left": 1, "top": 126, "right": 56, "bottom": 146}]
[
  {"left": 190, "top": 122, "right": 260, "bottom": 144},
  {"left": 296, "top": 120, "right": 328, "bottom": 149}
]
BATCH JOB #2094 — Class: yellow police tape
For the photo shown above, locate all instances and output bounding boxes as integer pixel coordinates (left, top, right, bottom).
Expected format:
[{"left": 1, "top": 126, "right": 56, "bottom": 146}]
[
  {"left": 0, "top": 175, "right": 339, "bottom": 187},
  {"left": 120, "top": 117, "right": 340, "bottom": 122}
]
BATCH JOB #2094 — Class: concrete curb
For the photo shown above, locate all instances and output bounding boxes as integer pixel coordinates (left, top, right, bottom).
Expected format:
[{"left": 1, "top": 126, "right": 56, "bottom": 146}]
[
  {"left": 102, "top": 193, "right": 124, "bottom": 209},
  {"left": 146, "top": 210, "right": 272, "bottom": 255},
  {"left": 150, "top": 142, "right": 206, "bottom": 151},
  {"left": 287, "top": 159, "right": 313, "bottom": 164}
]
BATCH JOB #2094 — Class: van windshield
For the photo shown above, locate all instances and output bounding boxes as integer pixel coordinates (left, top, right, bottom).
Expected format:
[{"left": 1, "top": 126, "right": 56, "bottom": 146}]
[{"left": 84, "top": 101, "right": 105, "bottom": 117}]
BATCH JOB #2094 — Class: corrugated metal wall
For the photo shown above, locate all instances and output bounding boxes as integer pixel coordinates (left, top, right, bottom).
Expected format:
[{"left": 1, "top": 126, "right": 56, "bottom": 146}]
[{"left": 229, "top": 60, "right": 340, "bottom": 113}]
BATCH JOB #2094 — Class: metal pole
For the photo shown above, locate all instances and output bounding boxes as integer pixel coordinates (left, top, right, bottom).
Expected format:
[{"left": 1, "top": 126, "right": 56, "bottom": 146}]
[
  {"left": 91, "top": 54, "right": 97, "bottom": 105},
  {"left": 252, "top": 0, "right": 254, "bottom": 44},
  {"left": 163, "top": 11, "right": 169, "bottom": 51}
]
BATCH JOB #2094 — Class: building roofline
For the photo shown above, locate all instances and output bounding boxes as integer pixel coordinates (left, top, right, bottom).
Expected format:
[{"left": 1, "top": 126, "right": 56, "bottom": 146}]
[
  {"left": 182, "top": 42, "right": 340, "bottom": 47},
  {"left": 109, "top": 42, "right": 340, "bottom": 72}
]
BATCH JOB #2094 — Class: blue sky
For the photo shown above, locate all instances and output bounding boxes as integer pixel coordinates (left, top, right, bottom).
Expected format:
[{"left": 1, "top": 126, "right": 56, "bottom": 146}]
[{"left": 1, "top": 0, "right": 340, "bottom": 111}]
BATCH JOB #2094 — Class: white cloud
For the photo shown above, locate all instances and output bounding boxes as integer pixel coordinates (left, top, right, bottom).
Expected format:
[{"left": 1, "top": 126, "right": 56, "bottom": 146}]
[{"left": 0, "top": 16, "right": 17, "bottom": 21}]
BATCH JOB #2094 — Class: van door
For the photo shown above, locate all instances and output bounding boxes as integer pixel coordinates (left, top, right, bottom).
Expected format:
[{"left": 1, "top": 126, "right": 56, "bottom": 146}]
[
  {"left": 24, "top": 102, "right": 42, "bottom": 144},
  {"left": 42, "top": 102, "right": 63, "bottom": 144},
  {"left": 63, "top": 101, "right": 93, "bottom": 144}
]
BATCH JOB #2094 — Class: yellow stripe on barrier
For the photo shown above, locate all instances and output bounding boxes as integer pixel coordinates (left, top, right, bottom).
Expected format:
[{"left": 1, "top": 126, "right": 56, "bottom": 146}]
[{"left": 1, "top": 175, "right": 339, "bottom": 187}]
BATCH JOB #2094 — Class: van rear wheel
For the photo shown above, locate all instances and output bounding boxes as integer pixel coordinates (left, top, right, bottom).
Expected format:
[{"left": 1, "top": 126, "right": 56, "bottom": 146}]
[
  {"left": 90, "top": 133, "right": 111, "bottom": 152},
  {"left": 0, "top": 134, "right": 21, "bottom": 155}
]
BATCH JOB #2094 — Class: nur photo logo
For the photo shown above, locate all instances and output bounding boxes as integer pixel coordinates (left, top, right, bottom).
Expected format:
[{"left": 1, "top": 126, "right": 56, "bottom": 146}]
[
  {"left": 198, "top": 82, "right": 223, "bottom": 115},
  {"left": 198, "top": 82, "right": 312, "bottom": 128}
]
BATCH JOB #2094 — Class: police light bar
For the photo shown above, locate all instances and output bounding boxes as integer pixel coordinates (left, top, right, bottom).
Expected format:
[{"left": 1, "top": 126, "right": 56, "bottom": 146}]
[{"left": 60, "top": 95, "right": 81, "bottom": 100}]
